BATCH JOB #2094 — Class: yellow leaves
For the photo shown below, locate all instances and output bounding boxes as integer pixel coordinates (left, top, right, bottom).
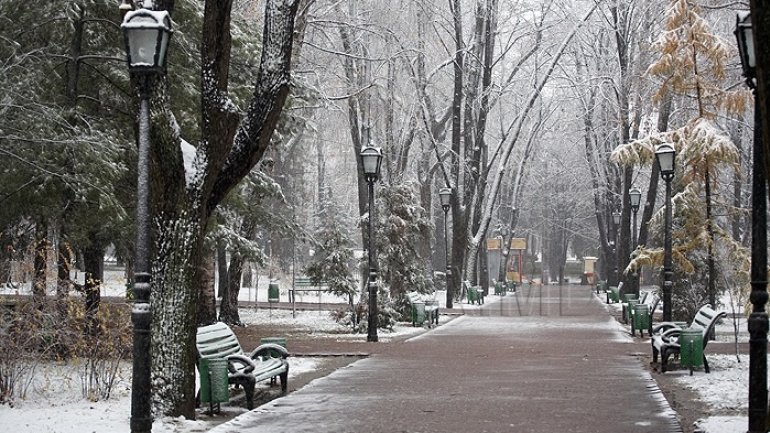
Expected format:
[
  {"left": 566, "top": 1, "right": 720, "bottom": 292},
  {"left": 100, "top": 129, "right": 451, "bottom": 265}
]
[{"left": 647, "top": 0, "right": 735, "bottom": 117}]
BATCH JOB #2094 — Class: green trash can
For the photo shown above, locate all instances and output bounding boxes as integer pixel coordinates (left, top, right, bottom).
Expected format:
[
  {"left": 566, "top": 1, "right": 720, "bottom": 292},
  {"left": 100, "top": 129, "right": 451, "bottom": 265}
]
[
  {"left": 260, "top": 337, "right": 287, "bottom": 358},
  {"left": 632, "top": 303, "right": 650, "bottom": 337},
  {"left": 679, "top": 328, "right": 704, "bottom": 374},
  {"left": 411, "top": 302, "right": 426, "bottom": 326},
  {"left": 268, "top": 282, "right": 280, "bottom": 303},
  {"left": 199, "top": 358, "right": 229, "bottom": 413},
  {"left": 625, "top": 298, "right": 639, "bottom": 324}
]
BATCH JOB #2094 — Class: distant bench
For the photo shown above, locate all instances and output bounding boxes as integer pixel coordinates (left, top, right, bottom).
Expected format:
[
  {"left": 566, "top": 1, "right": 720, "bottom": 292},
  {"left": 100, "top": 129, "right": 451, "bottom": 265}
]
[
  {"left": 290, "top": 277, "right": 327, "bottom": 303},
  {"left": 463, "top": 281, "right": 485, "bottom": 305},
  {"left": 405, "top": 292, "right": 439, "bottom": 327}
]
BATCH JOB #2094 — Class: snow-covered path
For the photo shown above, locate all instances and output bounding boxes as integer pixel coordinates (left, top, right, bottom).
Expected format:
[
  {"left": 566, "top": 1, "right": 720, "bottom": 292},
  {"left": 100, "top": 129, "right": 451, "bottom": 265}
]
[{"left": 209, "top": 284, "right": 681, "bottom": 433}]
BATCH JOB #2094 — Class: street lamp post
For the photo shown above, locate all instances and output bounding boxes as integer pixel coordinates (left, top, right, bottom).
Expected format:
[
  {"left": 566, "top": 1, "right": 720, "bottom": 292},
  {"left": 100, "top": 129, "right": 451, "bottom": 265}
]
[
  {"left": 629, "top": 187, "right": 642, "bottom": 297},
  {"left": 121, "top": 4, "right": 172, "bottom": 433},
  {"left": 655, "top": 143, "right": 676, "bottom": 322},
  {"left": 736, "top": 12, "right": 767, "bottom": 433},
  {"left": 360, "top": 144, "right": 383, "bottom": 342},
  {"left": 611, "top": 209, "right": 621, "bottom": 288},
  {"left": 439, "top": 187, "right": 453, "bottom": 308}
]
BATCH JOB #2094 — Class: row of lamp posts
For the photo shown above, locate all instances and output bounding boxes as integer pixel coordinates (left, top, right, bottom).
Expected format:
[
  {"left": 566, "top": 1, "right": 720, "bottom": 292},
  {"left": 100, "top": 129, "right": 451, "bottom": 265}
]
[{"left": 120, "top": 3, "right": 765, "bottom": 433}]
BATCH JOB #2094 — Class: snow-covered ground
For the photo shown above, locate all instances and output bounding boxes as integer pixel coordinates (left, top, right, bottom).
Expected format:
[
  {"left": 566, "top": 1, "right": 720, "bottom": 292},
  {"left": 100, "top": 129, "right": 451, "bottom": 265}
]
[
  {"left": 0, "top": 276, "right": 758, "bottom": 433},
  {"left": 0, "top": 308, "right": 426, "bottom": 433}
]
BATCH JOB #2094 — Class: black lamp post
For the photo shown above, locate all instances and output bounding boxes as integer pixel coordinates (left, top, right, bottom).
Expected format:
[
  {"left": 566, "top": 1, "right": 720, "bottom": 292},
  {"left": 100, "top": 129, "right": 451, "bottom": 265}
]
[
  {"left": 439, "top": 187, "right": 453, "bottom": 308},
  {"left": 629, "top": 187, "right": 642, "bottom": 297},
  {"left": 361, "top": 144, "right": 383, "bottom": 342},
  {"left": 611, "top": 209, "right": 621, "bottom": 287},
  {"left": 736, "top": 12, "right": 767, "bottom": 433},
  {"left": 655, "top": 143, "right": 676, "bottom": 322},
  {"left": 121, "top": 3, "right": 172, "bottom": 433}
]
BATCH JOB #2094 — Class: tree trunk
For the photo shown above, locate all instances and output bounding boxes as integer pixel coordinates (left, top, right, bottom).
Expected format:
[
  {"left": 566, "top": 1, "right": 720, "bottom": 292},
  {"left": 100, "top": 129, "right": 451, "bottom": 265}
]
[
  {"left": 219, "top": 252, "right": 243, "bottom": 326},
  {"left": 217, "top": 242, "right": 228, "bottom": 298},
  {"left": 147, "top": 0, "right": 300, "bottom": 419},
  {"left": 197, "top": 248, "right": 217, "bottom": 326},
  {"left": 82, "top": 242, "right": 104, "bottom": 335},
  {"left": 32, "top": 236, "right": 48, "bottom": 302},
  {"left": 638, "top": 92, "right": 672, "bottom": 247}
]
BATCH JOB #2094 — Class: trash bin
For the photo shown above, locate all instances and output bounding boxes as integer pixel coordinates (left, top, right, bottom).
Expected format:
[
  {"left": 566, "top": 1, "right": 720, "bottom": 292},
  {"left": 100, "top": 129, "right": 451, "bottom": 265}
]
[
  {"left": 268, "top": 282, "right": 280, "bottom": 303},
  {"left": 625, "top": 298, "right": 638, "bottom": 324},
  {"left": 260, "top": 337, "right": 287, "bottom": 357},
  {"left": 679, "top": 328, "right": 704, "bottom": 374},
  {"left": 632, "top": 303, "right": 650, "bottom": 337},
  {"left": 494, "top": 281, "right": 504, "bottom": 296},
  {"left": 199, "top": 358, "right": 229, "bottom": 413},
  {"left": 411, "top": 302, "right": 426, "bottom": 326}
]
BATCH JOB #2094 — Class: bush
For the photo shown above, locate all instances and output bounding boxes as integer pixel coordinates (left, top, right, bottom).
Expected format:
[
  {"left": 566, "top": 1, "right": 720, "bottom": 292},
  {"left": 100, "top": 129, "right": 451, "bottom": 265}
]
[{"left": 0, "top": 297, "right": 131, "bottom": 404}]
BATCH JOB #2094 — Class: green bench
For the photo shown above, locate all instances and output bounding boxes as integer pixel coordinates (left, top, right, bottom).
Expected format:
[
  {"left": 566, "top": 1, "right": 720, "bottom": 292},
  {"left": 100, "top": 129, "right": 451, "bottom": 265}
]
[
  {"left": 405, "top": 292, "right": 439, "bottom": 327},
  {"left": 494, "top": 281, "right": 507, "bottom": 296},
  {"left": 595, "top": 280, "right": 607, "bottom": 294},
  {"left": 651, "top": 305, "right": 726, "bottom": 374},
  {"left": 291, "top": 277, "right": 327, "bottom": 302},
  {"left": 463, "top": 281, "right": 485, "bottom": 305},
  {"left": 506, "top": 280, "right": 517, "bottom": 292},
  {"left": 606, "top": 285, "right": 620, "bottom": 303},
  {"left": 196, "top": 322, "right": 289, "bottom": 409}
]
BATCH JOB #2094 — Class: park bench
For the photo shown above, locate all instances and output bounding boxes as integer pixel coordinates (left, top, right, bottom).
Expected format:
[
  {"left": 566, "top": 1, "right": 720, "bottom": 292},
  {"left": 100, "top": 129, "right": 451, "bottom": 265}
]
[
  {"left": 606, "top": 281, "right": 624, "bottom": 304},
  {"left": 595, "top": 280, "right": 608, "bottom": 294},
  {"left": 506, "top": 280, "right": 518, "bottom": 292},
  {"left": 463, "top": 281, "right": 485, "bottom": 305},
  {"left": 291, "top": 276, "right": 327, "bottom": 303},
  {"left": 651, "top": 305, "right": 726, "bottom": 373},
  {"left": 405, "top": 291, "right": 439, "bottom": 327},
  {"left": 196, "top": 322, "right": 289, "bottom": 409},
  {"left": 622, "top": 288, "right": 645, "bottom": 324},
  {"left": 493, "top": 280, "right": 507, "bottom": 296}
]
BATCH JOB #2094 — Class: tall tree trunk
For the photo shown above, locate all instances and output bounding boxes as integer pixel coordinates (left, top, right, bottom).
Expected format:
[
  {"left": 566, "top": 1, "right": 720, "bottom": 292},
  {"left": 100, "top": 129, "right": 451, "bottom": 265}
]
[
  {"left": 217, "top": 241, "right": 228, "bottom": 298},
  {"left": 197, "top": 248, "right": 217, "bottom": 326},
  {"left": 147, "top": 0, "right": 300, "bottom": 419},
  {"left": 638, "top": 92, "right": 672, "bottom": 247},
  {"left": 219, "top": 252, "right": 243, "bottom": 326},
  {"left": 32, "top": 235, "right": 48, "bottom": 302},
  {"left": 82, "top": 241, "right": 104, "bottom": 335}
]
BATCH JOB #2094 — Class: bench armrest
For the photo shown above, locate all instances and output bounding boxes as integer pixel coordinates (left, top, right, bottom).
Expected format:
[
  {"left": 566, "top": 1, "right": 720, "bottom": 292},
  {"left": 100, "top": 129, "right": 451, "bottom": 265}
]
[
  {"left": 249, "top": 343, "right": 290, "bottom": 360},
  {"left": 226, "top": 354, "right": 257, "bottom": 374},
  {"left": 651, "top": 321, "right": 684, "bottom": 335}
]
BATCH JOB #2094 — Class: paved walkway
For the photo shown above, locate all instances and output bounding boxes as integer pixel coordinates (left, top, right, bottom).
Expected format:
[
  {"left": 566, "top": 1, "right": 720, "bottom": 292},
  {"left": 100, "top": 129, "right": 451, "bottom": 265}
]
[{"left": 210, "top": 284, "right": 682, "bottom": 433}]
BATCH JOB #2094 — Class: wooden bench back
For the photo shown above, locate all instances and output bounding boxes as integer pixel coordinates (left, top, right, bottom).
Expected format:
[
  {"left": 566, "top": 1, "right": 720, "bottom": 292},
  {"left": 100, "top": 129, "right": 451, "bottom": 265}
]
[
  {"left": 648, "top": 295, "right": 660, "bottom": 315},
  {"left": 688, "top": 306, "right": 727, "bottom": 347},
  {"left": 196, "top": 322, "right": 244, "bottom": 360}
]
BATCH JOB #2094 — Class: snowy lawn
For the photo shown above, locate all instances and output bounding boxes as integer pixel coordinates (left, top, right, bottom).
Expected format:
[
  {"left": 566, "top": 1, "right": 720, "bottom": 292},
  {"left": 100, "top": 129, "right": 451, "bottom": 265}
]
[
  {"left": 674, "top": 354, "right": 756, "bottom": 433},
  {"left": 0, "top": 307, "right": 428, "bottom": 433}
]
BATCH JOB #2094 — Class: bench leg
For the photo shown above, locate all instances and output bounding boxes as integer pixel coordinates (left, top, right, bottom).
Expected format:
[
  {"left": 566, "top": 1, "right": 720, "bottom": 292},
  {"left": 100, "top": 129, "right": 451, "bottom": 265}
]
[
  {"left": 280, "top": 365, "right": 289, "bottom": 393},
  {"left": 242, "top": 377, "right": 257, "bottom": 410},
  {"left": 660, "top": 348, "right": 669, "bottom": 373},
  {"left": 703, "top": 355, "right": 710, "bottom": 374},
  {"left": 651, "top": 342, "right": 658, "bottom": 364}
]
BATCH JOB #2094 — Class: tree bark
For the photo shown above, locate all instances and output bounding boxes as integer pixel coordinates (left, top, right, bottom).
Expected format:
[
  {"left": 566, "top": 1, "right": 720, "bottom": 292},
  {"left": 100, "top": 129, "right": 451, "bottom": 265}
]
[
  {"left": 219, "top": 251, "right": 243, "bottom": 326},
  {"left": 82, "top": 241, "right": 104, "bottom": 335}
]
